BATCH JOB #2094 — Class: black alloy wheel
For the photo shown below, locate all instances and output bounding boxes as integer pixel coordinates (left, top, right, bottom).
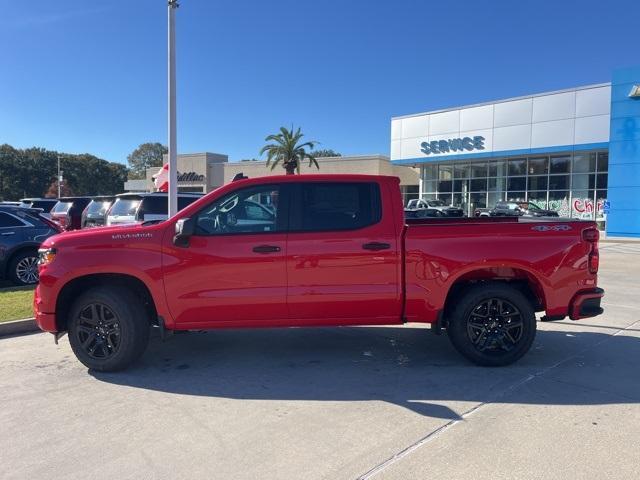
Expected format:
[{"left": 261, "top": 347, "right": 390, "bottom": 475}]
[
  {"left": 447, "top": 283, "right": 536, "bottom": 366},
  {"left": 74, "top": 303, "right": 122, "bottom": 360},
  {"left": 466, "top": 298, "right": 524, "bottom": 354}
]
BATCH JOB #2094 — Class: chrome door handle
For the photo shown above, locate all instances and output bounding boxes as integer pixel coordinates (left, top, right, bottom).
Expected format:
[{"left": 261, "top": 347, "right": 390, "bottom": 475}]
[{"left": 1, "top": 232, "right": 16, "bottom": 236}]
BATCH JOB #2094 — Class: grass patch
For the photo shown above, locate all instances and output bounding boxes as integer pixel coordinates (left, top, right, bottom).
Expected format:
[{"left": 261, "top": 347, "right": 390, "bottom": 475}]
[{"left": 0, "top": 286, "right": 35, "bottom": 323}]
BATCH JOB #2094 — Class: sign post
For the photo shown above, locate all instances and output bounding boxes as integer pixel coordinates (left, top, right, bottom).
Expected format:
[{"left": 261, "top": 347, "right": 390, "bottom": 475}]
[{"left": 167, "top": 0, "right": 179, "bottom": 217}]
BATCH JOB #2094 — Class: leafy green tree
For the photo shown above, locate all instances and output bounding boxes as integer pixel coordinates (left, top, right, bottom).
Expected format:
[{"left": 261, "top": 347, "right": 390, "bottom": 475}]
[
  {"left": 309, "top": 149, "right": 341, "bottom": 158},
  {"left": 260, "top": 127, "right": 318, "bottom": 175},
  {"left": 127, "top": 142, "right": 167, "bottom": 179},
  {"left": 0, "top": 144, "right": 128, "bottom": 200}
]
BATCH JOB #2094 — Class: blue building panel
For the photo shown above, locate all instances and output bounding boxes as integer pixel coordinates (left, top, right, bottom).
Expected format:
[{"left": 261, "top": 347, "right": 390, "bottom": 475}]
[{"left": 606, "top": 66, "right": 640, "bottom": 238}]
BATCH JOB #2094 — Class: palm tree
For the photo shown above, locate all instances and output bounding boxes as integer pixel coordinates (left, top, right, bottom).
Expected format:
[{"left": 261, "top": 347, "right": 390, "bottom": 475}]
[{"left": 260, "top": 126, "right": 319, "bottom": 175}]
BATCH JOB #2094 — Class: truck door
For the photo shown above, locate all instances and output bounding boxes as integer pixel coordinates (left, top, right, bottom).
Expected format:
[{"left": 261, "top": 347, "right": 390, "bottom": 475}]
[
  {"left": 286, "top": 181, "right": 402, "bottom": 324},
  {"left": 162, "top": 183, "right": 289, "bottom": 326}
]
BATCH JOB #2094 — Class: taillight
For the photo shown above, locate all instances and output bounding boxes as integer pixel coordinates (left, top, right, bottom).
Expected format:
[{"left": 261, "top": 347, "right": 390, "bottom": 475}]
[
  {"left": 582, "top": 228, "right": 599, "bottom": 242},
  {"left": 589, "top": 247, "right": 600, "bottom": 274},
  {"left": 583, "top": 227, "right": 599, "bottom": 274}
]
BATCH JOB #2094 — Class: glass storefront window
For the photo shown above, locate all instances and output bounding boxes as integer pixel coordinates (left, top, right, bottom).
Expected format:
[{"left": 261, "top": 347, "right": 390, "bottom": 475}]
[
  {"left": 571, "top": 173, "right": 595, "bottom": 190},
  {"left": 438, "top": 165, "right": 453, "bottom": 180},
  {"left": 419, "top": 151, "right": 607, "bottom": 221},
  {"left": 548, "top": 174, "right": 570, "bottom": 190},
  {"left": 488, "top": 177, "right": 505, "bottom": 191},
  {"left": 470, "top": 192, "right": 487, "bottom": 209},
  {"left": 571, "top": 189, "right": 595, "bottom": 219},
  {"left": 596, "top": 190, "right": 607, "bottom": 220},
  {"left": 528, "top": 176, "right": 548, "bottom": 191},
  {"left": 422, "top": 164, "right": 438, "bottom": 181},
  {"left": 550, "top": 155, "right": 571, "bottom": 174},
  {"left": 453, "top": 179, "right": 468, "bottom": 192},
  {"left": 470, "top": 162, "right": 487, "bottom": 178},
  {"left": 488, "top": 160, "right": 506, "bottom": 177},
  {"left": 573, "top": 153, "right": 596, "bottom": 173},
  {"left": 596, "top": 174, "right": 608, "bottom": 189},
  {"left": 508, "top": 158, "right": 526, "bottom": 176},
  {"left": 438, "top": 193, "right": 453, "bottom": 205},
  {"left": 528, "top": 157, "right": 549, "bottom": 175},
  {"left": 454, "top": 163, "right": 470, "bottom": 178},
  {"left": 507, "top": 177, "right": 526, "bottom": 191},
  {"left": 487, "top": 192, "right": 504, "bottom": 208},
  {"left": 528, "top": 191, "right": 548, "bottom": 209},
  {"left": 597, "top": 152, "right": 609, "bottom": 172},
  {"left": 470, "top": 178, "right": 487, "bottom": 191},
  {"left": 548, "top": 191, "right": 571, "bottom": 216},
  {"left": 507, "top": 191, "right": 526, "bottom": 201},
  {"left": 438, "top": 180, "right": 453, "bottom": 192}
]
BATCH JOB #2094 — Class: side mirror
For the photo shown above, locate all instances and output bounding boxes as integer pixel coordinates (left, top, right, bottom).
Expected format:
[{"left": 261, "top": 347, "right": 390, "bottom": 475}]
[{"left": 173, "top": 217, "right": 195, "bottom": 247}]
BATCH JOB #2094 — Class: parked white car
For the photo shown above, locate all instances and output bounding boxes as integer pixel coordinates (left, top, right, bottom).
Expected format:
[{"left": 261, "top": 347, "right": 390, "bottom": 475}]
[{"left": 106, "top": 192, "right": 203, "bottom": 226}]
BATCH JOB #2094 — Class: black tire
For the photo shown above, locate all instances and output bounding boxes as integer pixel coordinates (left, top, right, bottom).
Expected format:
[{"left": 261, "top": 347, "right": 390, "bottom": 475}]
[
  {"left": 447, "top": 283, "right": 536, "bottom": 366},
  {"left": 8, "top": 250, "right": 40, "bottom": 285},
  {"left": 68, "top": 286, "right": 150, "bottom": 371}
]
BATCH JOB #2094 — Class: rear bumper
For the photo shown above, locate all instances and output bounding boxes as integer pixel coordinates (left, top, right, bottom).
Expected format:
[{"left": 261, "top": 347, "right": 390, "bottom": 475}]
[{"left": 569, "top": 288, "right": 605, "bottom": 320}]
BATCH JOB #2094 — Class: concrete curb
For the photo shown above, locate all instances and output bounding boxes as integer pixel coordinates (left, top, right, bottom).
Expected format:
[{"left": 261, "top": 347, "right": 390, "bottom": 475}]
[{"left": 0, "top": 318, "right": 39, "bottom": 337}]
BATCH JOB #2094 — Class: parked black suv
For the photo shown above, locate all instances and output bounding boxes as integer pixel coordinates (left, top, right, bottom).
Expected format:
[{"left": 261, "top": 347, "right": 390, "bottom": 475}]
[
  {"left": 50, "top": 197, "right": 92, "bottom": 230},
  {"left": 19, "top": 198, "right": 58, "bottom": 217},
  {"left": 0, "top": 206, "right": 62, "bottom": 285},
  {"left": 81, "top": 196, "right": 115, "bottom": 228},
  {"left": 491, "top": 201, "right": 559, "bottom": 217},
  {"left": 406, "top": 198, "right": 465, "bottom": 217}
]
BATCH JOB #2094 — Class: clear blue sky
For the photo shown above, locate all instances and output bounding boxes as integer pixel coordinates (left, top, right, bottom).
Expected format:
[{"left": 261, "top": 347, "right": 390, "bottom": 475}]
[{"left": 1, "top": 0, "right": 638, "bottom": 164}]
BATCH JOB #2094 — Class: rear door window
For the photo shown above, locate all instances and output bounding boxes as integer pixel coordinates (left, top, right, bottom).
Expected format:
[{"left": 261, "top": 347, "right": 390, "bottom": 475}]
[
  {"left": 293, "top": 182, "right": 381, "bottom": 231},
  {"left": 0, "top": 212, "right": 25, "bottom": 228}
]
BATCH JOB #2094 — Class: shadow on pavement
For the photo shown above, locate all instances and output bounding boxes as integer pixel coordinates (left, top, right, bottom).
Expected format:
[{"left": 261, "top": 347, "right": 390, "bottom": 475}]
[{"left": 91, "top": 326, "right": 640, "bottom": 420}]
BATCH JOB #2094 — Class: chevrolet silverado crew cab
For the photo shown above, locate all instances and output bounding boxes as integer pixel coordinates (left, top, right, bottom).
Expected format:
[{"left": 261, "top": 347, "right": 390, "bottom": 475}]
[{"left": 34, "top": 175, "right": 604, "bottom": 371}]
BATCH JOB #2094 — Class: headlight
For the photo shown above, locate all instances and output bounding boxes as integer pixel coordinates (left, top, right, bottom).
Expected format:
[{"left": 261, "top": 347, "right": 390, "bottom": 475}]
[{"left": 38, "top": 248, "right": 57, "bottom": 266}]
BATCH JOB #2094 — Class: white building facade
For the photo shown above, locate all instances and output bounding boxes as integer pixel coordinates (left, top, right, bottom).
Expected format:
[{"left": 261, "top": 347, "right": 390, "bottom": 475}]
[{"left": 391, "top": 84, "right": 611, "bottom": 223}]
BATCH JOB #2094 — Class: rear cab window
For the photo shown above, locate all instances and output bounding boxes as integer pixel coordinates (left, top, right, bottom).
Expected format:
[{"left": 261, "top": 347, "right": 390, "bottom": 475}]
[{"left": 292, "top": 182, "right": 381, "bottom": 232}]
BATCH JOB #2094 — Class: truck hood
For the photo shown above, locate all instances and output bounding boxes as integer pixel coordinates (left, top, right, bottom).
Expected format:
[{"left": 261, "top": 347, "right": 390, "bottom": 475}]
[{"left": 41, "top": 223, "right": 167, "bottom": 249}]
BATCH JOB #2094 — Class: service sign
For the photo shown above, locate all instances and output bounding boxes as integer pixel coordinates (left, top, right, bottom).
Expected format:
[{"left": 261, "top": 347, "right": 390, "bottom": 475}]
[{"left": 420, "top": 136, "right": 485, "bottom": 155}]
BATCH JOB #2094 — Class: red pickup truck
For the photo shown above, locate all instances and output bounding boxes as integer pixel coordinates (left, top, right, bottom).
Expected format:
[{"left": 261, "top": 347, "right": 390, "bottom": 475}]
[{"left": 34, "top": 175, "right": 604, "bottom": 371}]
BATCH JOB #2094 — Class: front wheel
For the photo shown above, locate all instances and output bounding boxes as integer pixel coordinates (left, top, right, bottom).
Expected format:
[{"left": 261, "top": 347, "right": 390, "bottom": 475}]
[
  {"left": 447, "top": 283, "right": 536, "bottom": 366},
  {"left": 68, "top": 286, "right": 150, "bottom": 371}
]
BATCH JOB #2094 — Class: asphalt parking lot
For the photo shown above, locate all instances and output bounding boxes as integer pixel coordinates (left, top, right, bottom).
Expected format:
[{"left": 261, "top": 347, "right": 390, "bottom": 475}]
[{"left": 1, "top": 243, "right": 639, "bottom": 480}]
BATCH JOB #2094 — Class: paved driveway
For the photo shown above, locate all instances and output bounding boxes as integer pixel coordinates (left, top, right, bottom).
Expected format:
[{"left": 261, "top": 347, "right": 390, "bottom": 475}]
[{"left": 1, "top": 244, "right": 639, "bottom": 479}]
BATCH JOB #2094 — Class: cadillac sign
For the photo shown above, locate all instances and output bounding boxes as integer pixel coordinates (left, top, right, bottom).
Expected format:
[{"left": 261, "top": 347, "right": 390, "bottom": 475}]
[{"left": 420, "top": 136, "right": 485, "bottom": 155}]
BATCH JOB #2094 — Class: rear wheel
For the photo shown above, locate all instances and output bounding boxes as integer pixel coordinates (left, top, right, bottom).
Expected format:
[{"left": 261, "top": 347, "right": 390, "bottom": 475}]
[
  {"left": 9, "top": 250, "right": 39, "bottom": 285},
  {"left": 447, "top": 283, "right": 536, "bottom": 366},
  {"left": 68, "top": 286, "right": 150, "bottom": 371}
]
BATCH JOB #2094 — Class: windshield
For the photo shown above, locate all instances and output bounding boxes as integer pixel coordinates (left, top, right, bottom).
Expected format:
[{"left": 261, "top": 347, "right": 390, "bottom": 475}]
[
  {"left": 109, "top": 198, "right": 141, "bottom": 216},
  {"left": 86, "top": 200, "right": 113, "bottom": 216},
  {"left": 52, "top": 201, "right": 72, "bottom": 213}
]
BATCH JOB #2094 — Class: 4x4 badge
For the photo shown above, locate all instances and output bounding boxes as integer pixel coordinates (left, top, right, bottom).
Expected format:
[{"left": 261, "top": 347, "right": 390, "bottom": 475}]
[{"left": 531, "top": 225, "right": 572, "bottom": 232}]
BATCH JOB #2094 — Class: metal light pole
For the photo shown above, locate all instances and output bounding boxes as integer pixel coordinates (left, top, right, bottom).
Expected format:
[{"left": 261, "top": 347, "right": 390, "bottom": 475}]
[
  {"left": 167, "top": 0, "right": 179, "bottom": 217},
  {"left": 57, "top": 155, "right": 62, "bottom": 198}
]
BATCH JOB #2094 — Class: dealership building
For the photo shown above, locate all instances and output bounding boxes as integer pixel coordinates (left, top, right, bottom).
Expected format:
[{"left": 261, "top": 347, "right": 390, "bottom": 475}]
[
  {"left": 124, "top": 153, "right": 419, "bottom": 203},
  {"left": 391, "top": 65, "right": 640, "bottom": 237}
]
